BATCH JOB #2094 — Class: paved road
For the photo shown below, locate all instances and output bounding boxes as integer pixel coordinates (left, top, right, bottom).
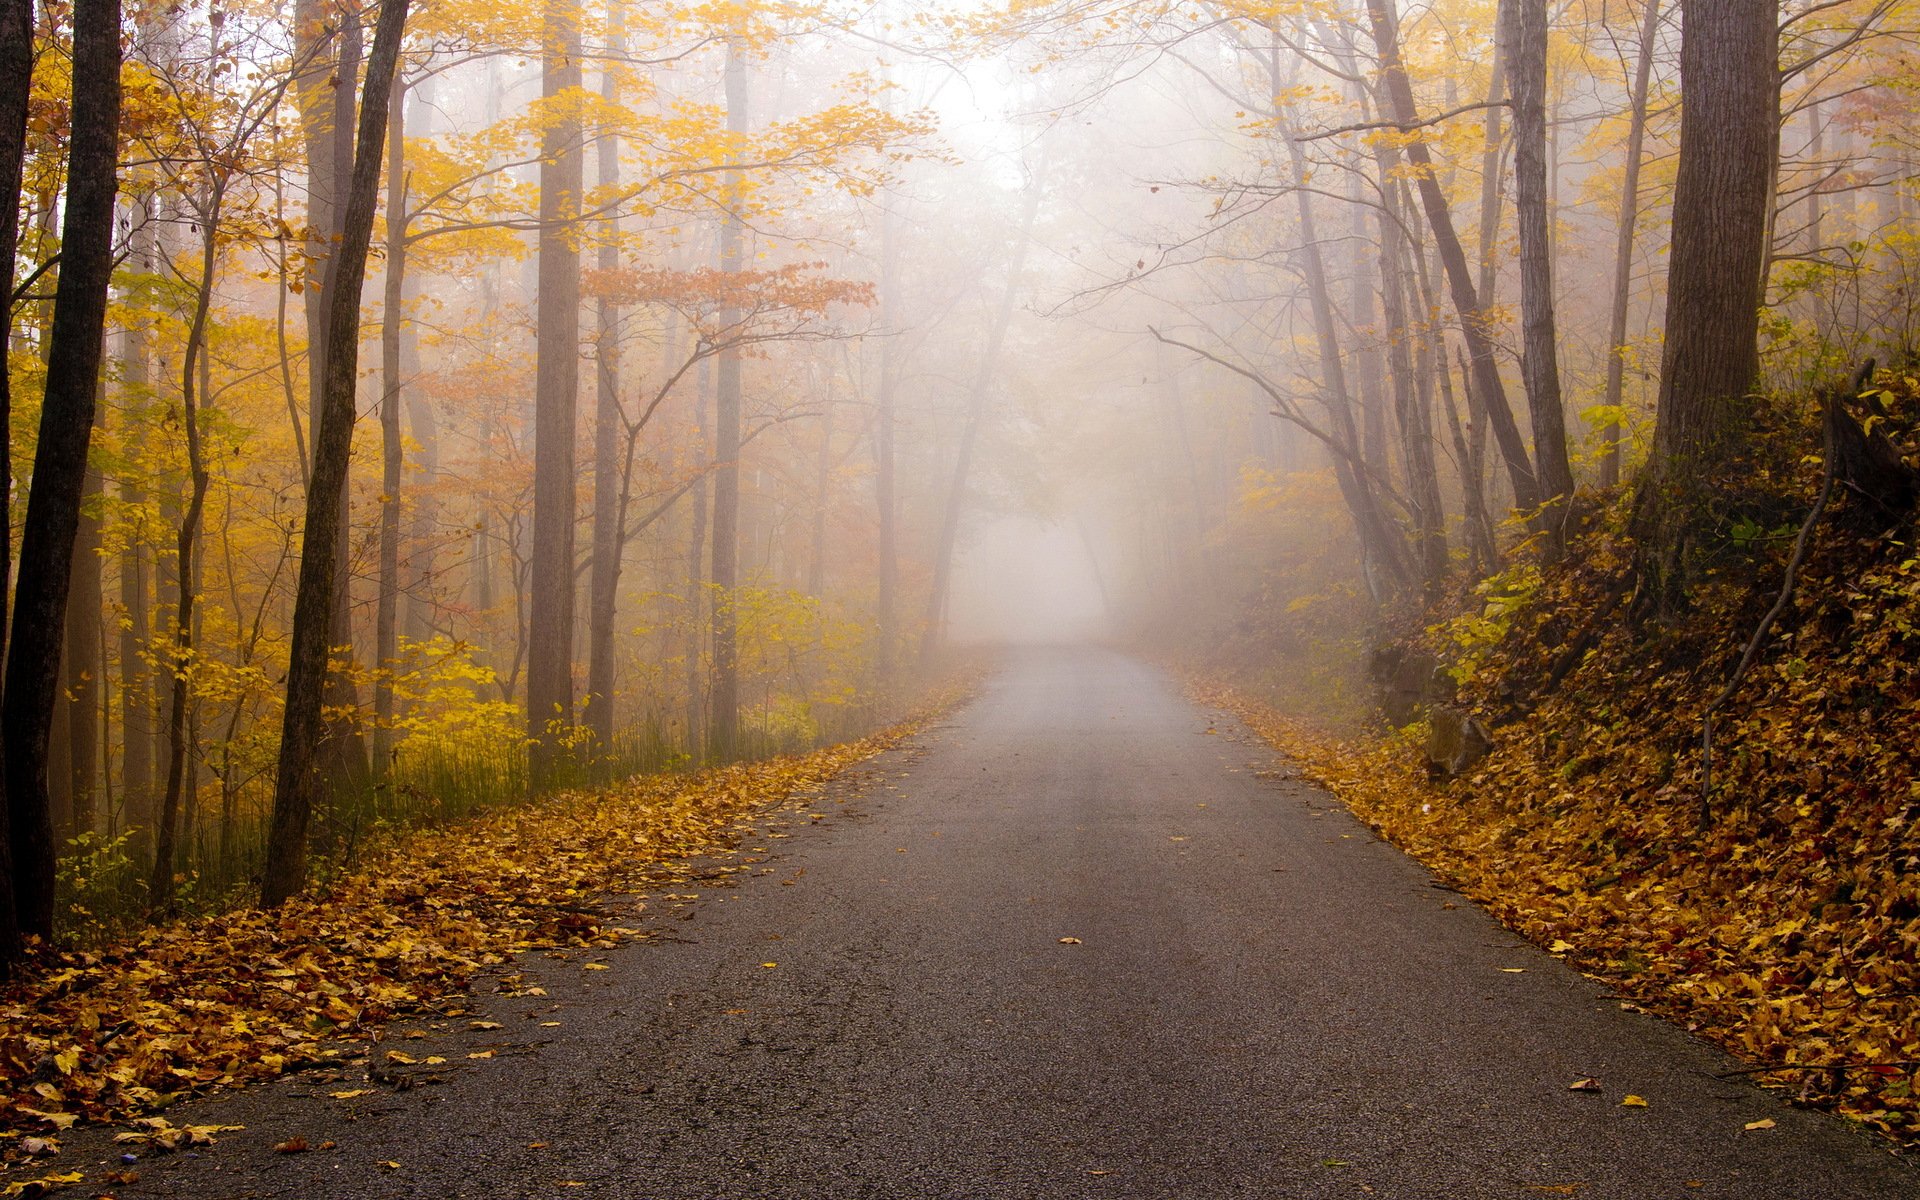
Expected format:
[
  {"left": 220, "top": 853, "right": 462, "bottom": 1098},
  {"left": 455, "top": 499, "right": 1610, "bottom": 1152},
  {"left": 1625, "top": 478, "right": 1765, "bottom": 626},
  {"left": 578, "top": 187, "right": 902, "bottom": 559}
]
[{"left": 85, "top": 649, "right": 1912, "bottom": 1198}]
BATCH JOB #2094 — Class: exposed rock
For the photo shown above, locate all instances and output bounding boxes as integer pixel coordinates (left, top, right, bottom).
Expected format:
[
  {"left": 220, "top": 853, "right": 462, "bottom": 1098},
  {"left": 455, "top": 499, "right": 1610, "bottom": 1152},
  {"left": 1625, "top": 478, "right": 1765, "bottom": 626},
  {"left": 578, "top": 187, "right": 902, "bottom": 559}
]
[
  {"left": 1373, "top": 646, "right": 1450, "bottom": 726},
  {"left": 1427, "top": 705, "right": 1492, "bottom": 778}
]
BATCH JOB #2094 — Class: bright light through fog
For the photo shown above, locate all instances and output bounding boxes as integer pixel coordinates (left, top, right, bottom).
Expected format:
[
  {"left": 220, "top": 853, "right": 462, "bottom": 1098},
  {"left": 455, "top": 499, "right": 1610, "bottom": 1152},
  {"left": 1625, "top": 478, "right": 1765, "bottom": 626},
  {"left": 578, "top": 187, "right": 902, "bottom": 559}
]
[{"left": 947, "top": 518, "right": 1110, "bottom": 645}]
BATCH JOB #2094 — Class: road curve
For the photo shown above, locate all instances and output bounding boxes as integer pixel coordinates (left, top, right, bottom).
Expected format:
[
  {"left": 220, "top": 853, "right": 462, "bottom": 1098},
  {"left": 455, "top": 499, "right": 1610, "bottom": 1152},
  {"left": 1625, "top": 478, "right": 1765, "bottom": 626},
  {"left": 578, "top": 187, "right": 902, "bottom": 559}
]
[{"left": 86, "top": 648, "right": 1913, "bottom": 1198}]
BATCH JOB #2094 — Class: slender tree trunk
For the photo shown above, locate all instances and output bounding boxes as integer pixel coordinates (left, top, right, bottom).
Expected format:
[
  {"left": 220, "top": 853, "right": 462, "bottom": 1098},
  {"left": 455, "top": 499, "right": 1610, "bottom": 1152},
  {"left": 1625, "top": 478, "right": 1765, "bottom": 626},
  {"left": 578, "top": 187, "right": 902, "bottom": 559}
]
[
  {"left": 262, "top": 0, "right": 411, "bottom": 909},
  {"left": 1477, "top": 29, "right": 1507, "bottom": 309},
  {"left": 586, "top": 1, "right": 626, "bottom": 755},
  {"left": 807, "top": 378, "right": 834, "bottom": 596},
  {"left": 1380, "top": 189, "right": 1447, "bottom": 595},
  {"left": 685, "top": 359, "right": 709, "bottom": 753},
  {"left": 709, "top": 41, "right": 749, "bottom": 758},
  {"left": 1632, "top": 0, "right": 1778, "bottom": 610},
  {"left": 116, "top": 197, "right": 156, "bottom": 846},
  {"left": 1601, "top": 0, "right": 1662, "bottom": 488},
  {"left": 66, "top": 444, "right": 105, "bottom": 840},
  {"left": 1, "top": 0, "right": 121, "bottom": 945},
  {"left": 527, "top": 0, "right": 585, "bottom": 786},
  {"left": 374, "top": 73, "right": 409, "bottom": 785},
  {"left": 873, "top": 202, "right": 899, "bottom": 691},
  {"left": 1367, "top": 0, "right": 1541, "bottom": 513},
  {"left": 149, "top": 187, "right": 220, "bottom": 912},
  {"left": 1503, "top": 0, "right": 1576, "bottom": 552}
]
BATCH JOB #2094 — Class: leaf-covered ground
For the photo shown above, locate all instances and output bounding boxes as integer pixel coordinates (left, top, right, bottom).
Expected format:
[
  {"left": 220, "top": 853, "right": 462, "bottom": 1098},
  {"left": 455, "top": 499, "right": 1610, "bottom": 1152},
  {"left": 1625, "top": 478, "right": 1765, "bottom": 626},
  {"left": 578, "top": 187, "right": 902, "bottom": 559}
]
[
  {"left": 1199, "top": 421, "right": 1920, "bottom": 1145},
  {"left": 0, "top": 692, "right": 959, "bottom": 1169}
]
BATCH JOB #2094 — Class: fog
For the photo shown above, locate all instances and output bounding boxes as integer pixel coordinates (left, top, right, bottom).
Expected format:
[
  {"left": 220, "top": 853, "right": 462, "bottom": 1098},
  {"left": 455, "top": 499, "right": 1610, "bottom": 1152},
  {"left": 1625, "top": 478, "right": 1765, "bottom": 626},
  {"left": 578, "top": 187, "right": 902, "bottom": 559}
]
[
  {"left": 18, "top": 0, "right": 1917, "bottom": 887},
  {"left": 947, "top": 519, "right": 1112, "bottom": 646}
]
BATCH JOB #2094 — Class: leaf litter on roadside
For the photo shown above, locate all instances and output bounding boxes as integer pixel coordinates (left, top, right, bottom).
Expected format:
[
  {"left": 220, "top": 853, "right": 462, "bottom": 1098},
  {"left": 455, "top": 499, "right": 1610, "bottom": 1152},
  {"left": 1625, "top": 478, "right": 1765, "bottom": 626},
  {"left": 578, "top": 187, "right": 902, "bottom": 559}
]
[{"left": 0, "top": 690, "right": 963, "bottom": 1157}]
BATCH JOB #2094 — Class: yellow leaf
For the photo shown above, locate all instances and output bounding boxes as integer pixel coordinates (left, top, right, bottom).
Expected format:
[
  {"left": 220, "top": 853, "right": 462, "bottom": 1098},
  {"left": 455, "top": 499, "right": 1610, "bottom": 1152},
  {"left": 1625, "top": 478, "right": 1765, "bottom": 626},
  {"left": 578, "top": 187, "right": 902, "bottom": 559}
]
[
  {"left": 52, "top": 1046, "right": 80, "bottom": 1075},
  {"left": 760, "top": 962, "right": 778, "bottom": 968},
  {"left": 330, "top": 1089, "right": 371, "bottom": 1099},
  {"left": 1058, "top": 937, "right": 1083, "bottom": 945},
  {"left": 1744, "top": 1118, "right": 1776, "bottom": 1131},
  {"left": 1548, "top": 940, "right": 1575, "bottom": 954},
  {"left": 1620, "top": 1095, "right": 1648, "bottom": 1108},
  {"left": 468, "top": 1050, "right": 495, "bottom": 1059},
  {"left": 584, "top": 963, "right": 610, "bottom": 971}
]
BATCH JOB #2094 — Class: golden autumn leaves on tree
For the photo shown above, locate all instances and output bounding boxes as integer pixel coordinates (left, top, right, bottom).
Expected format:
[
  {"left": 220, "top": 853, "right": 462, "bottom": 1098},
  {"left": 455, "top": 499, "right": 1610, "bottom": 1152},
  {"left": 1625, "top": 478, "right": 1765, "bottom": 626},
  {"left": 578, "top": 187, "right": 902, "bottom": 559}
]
[{"left": 0, "top": 4, "right": 1915, "bottom": 1161}]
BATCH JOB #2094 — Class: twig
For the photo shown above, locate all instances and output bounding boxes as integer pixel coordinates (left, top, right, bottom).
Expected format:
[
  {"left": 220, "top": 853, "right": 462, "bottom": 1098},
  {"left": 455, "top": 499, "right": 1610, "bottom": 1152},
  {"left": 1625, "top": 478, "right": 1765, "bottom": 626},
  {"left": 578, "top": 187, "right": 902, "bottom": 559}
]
[
  {"left": 1697, "top": 360, "right": 1871, "bottom": 829},
  {"left": 1715, "top": 1060, "right": 1920, "bottom": 1079}
]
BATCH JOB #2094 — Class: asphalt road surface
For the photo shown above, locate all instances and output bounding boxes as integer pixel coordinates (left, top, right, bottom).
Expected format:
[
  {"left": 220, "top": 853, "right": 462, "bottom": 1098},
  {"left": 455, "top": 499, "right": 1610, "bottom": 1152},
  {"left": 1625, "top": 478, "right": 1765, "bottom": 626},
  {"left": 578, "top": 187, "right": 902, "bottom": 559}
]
[{"left": 81, "top": 648, "right": 1914, "bottom": 1198}]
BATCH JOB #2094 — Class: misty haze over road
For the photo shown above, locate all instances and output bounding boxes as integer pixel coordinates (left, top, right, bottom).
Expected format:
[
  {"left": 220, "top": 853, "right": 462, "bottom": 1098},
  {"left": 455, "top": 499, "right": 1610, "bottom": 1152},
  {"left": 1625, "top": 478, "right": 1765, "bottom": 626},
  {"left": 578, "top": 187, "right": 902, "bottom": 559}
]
[{"left": 86, "top": 650, "right": 1912, "bottom": 1199}]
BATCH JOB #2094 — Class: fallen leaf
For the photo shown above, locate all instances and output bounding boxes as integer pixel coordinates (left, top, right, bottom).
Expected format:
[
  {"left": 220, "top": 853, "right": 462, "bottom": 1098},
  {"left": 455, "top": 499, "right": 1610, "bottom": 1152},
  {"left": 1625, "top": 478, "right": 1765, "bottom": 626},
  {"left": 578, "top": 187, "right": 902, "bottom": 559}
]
[
  {"left": 2, "top": 1171, "right": 83, "bottom": 1198},
  {"left": 1500, "top": 967, "right": 1526, "bottom": 973},
  {"left": 760, "top": 962, "right": 778, "bottom": 969},
  {"left": 1567, "top": 1078, "right": 1601, "bottom": 1092},
  {"left": 1744, "top": 1118, "right": 1776, "bottom": 1131},
  {"left": 1620, "top": 1095, "right": 1648, "bottom": 1108},
  {"left": 468, "top": 1051, "right": 495, "bottom": 1060},
  {"left": 379, "top": 1161, "right": 401, "bottom": 1170},
  {"left": 273, "top": 1137, "right": 310, "bottom": 1154},
  {"left": 19, "top": 1136, "right": 58, "bottom": 1157},
  {"left": 1058, "top": 937, "right": 1083, "bottom": 945},
  {"left": 469, "top": 1021, "right": 504, "bottom": 1031},
  {"left": 329, "top": 1089, "right": 371, "bottom": 1099},
  {"left": 584, "top": 963, "right": 610, "bottom": 971},
  {"left": 1548, "top": 940, "right": 1575, "bottom": 954}
]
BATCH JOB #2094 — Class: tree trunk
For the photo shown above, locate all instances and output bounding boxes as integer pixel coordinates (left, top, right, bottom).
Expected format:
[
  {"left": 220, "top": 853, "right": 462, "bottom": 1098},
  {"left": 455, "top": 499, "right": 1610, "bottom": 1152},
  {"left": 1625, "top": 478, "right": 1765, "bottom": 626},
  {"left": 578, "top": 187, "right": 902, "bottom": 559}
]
[
  {"left": 586, "top": 1, "right": 626, "bottom": 755},
  {"left": 1503, "top": 0, "right": 1576, "bottom": 553},
  {"left": 1, "top": 0, "right": 121, "bottom": 945},
  {"left": 527, "top": 0, "right": 585, "bottom": 787},
  {"left": 1381, "top": 189, "right": 1448, "bottom": 596},
  {"left": 116, "top": 196, "right": 156, "bottom": 846},
  {"left": 1632, "top": 0, "right": 1777, "bottom": 611},
  {"left": 709, "top": 40, "right": 749, "bottom": 758},
  {"left": 374, "top": 73, "right": 409, "bottom": 786},
  {"left": 262, "top": 0, "right": 410, "bottom": 909},
  {"left": 1600, "top": 0, "right": 1662, "bottom": 488},
  {"left": 873, "top": 201, "right": 899, "bottom": 691},
  {"left": 65, "top": 442, "right": 104, "bottom": 840},
  {"left": 1366, "top": 0, "right": 1541, "bottom": 514}
]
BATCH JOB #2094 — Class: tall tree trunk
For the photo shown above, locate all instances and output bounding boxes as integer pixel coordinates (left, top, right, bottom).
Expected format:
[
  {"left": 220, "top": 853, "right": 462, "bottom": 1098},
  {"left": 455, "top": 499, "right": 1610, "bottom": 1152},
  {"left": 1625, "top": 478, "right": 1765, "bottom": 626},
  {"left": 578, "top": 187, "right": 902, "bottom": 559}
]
[
  {"left": 873, "top": 201, "right": 899, "bottom": 691},
  {"left": 1366, "top": 0, "right": 1541, "bottom": 513},
  {"left": 116, "top": 196, "right": 156, "bottom": 846},
  {"left": 262, "top": 0, "right": 411, "bottom": 909},
  {"left": 684, "top": 359, "right": 709, "bottom": 754},
  {"left": 527, "top": 0, "right": 585, "bottom": 787},
  {"left": 1476, "top": 28, "right": 1507, "bottom": 309},
  {"left": 1600, "top": 0, "right": 1662, "bottom": 488},
  {"left": 150, "top": 186, "right": 221, "bottom": 912},
  {"left": 807, "top": 377, "right": 834, "bottom": 597},
  {"left": 709, "top": 40, "right": 749, "bottom": 758},
  {"left": 919, "top": 166, "right": 1047, "bottom": 665},
  {"left": 1503, "top": 0, "right": 1576, "bottom": 553},
  {"left": 586, "top": 1, "right": 626, "bottom": 755},
  {"left": 65, "top": 444, "right": 104, "bottom": 840},
  {"left": 2, "top": 0, "right": 121, "bottom": 946},
  {"left": 299, "top": 2, "right": 373, "bottom": 796},
  {"left": 1632, "top": 0, "right": 1778, "bottom": 610},
  {"left": 374, "top": 73, "right": 409, "bottom": 785},
  {"left": 1380, "top": 187, "right": 1448, "bottom": 595},
  {"left": 0, "top": 0, "right": 32, "bottom": 967}
]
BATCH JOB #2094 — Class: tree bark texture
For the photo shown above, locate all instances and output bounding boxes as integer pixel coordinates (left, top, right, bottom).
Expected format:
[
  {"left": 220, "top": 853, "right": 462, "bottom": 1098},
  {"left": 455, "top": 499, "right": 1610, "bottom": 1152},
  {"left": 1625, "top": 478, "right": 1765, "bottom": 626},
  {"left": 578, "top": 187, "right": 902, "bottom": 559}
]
[
  {"left": 527, "top": 0, "right": 585, "bottom": 786},
  {"left": 262, "top": 0, "right": 410, "bottom": 908},
  {"left": 1633, "top": 0, "right": 1778, "bottom": 609},
  {"left": 1366, "top": 0, "right": 1541, "bottom": 514},
  {"left": 586, "top": 0, "right": 626, "bottom": 755},
  {"left": 1503, "top": 0, "right": 1576, "bottom": 551},
  {"left": 2, "top": 0, "right": 122, "bottom": 942},
  {"left": 1601, "top": 0, "right": 1662, "bottom": 488},
  {"left": 708, "top": 40, "right": 748, "bottom": 758}
]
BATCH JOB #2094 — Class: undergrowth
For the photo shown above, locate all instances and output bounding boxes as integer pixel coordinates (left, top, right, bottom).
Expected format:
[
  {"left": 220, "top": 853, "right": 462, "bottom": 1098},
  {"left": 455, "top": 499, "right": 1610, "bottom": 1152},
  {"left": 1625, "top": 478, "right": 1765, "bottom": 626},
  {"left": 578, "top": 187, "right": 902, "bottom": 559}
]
[{"left": 1207, "top": 370, "right": 1920, "bottom": 1145}]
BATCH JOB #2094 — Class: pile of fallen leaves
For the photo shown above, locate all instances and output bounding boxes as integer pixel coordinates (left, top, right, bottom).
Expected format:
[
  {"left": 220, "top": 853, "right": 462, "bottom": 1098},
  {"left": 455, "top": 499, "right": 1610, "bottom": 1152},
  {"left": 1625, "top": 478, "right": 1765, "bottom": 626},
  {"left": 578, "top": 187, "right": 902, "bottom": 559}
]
[
  {"left": 0, "top": 690, "right": 957, "bottom": 1156},
  {"left": 1200, "top": 375, "right": 1920, "bottom": 1146}
]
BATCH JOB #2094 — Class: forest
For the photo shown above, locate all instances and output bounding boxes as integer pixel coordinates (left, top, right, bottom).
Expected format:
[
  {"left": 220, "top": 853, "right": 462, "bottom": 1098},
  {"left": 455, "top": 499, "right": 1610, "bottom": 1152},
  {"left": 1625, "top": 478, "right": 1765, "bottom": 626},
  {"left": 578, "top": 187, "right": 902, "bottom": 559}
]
[{"left": 4, "top": 0, "right": 1920, "bottom": 1179}]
